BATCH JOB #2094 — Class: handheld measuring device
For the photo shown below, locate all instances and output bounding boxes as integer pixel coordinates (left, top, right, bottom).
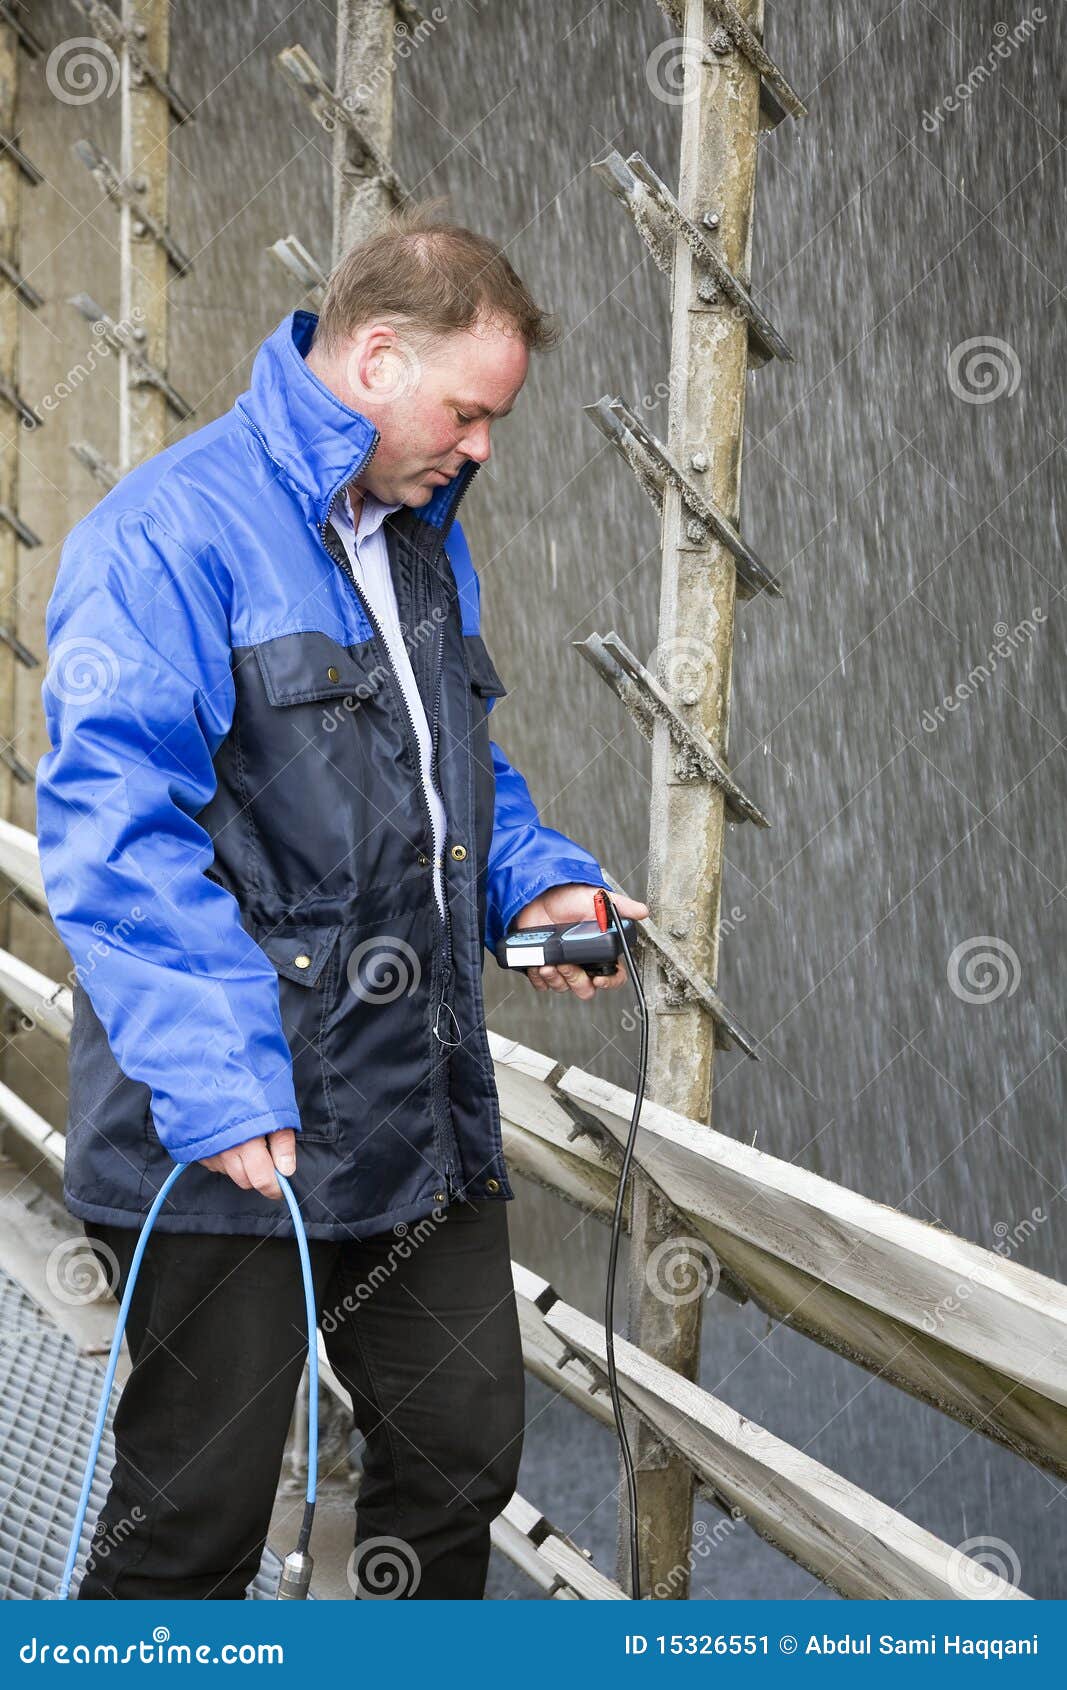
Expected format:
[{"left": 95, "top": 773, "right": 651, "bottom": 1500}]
[{"left": 496, "top": 891, "right": 636, "bottom": 977}]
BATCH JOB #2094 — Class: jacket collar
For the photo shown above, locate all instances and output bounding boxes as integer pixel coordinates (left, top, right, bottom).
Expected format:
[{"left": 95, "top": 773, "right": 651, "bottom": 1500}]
[{"left": 236, "top": 310, "right": 478, "bottom": 544}]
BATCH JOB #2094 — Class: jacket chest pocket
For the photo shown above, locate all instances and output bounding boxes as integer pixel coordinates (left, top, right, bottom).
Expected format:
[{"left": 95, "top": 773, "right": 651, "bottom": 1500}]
[
  {"left": 243, "top": 630, "right": 388, "bottom": 902},
  {"left": 253, "top": 921, "right": 344, "bottom": 1144}
]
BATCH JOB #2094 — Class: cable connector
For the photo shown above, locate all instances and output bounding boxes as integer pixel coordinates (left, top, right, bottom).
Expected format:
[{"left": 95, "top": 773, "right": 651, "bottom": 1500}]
[{"left": 276, "top": 1549, "right": 314, "bottom": 1600}]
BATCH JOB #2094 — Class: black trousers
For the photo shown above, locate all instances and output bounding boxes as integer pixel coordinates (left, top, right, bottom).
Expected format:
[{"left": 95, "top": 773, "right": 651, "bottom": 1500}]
[{"left": 75, "top": 1197, "right": 524, "bottom": 1600}]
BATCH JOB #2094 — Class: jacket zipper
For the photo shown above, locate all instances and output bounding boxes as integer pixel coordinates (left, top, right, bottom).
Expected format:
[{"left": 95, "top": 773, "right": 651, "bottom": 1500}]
[
  {"left": 319, "top": 440, "right": 445, "bottom": 924},
  {"left": 319, "top": 442, "right": 479, "bottom": 1202}
]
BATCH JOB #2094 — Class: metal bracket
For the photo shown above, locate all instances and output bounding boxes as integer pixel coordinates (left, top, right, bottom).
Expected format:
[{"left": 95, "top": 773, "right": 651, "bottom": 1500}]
[
  {"left": 71, "top": 0, "right": 194, "bottom": 124},
  {"left": 552, "top": 1089, "right": 623, "bottom": 1163},
  {"left": 598, "top": 871, "right": 759, "bottom": 1058},
  {"left": 0, "top": 504, "right": 40, "bottom": 548},
  {"left": 68, "top": 293, "right": 193, "bottom": 421},
  {"left": 74, "top": 140, "right": 192, "bottom": 276},
  {"left": 276, "top": 44, "right": 409, "bottom": 205},
  {"left": 268, "top": 234, "right": 328, "bottom": 296},
  {"left": 0, "top": 254, "right": 43, "bottom": 310},
  {"left": 584, "top": 396, "right": 781, "bottom": 600},
  {"left": 0, "top": 131, "right": 42, "bottom": 187},
  {"left": 70, "top": 440, "right": 118, "bottom": 492},
  {"left": 575, "top": 630, "right": 769, "bottom": 827},
  {"left": 0, "top": 375, "right": 40, "bottom": 432},
  {"left": 394, "top": 1, "right": 428, "bottom": 30},
  {"left": 593, "top": 149, "right": 792, "bottom": 367},
  {"left": 656, "top": 0, "right": 806, "bottom": 125},
  {"left": 0, "top": 625, "right": 39, "bottom": 667},
  {"left": 0, "top": 745, "right": 34, "bottom": 785},
  {"left": 0, "top": 2, "right": 45, "bottom": 58}
]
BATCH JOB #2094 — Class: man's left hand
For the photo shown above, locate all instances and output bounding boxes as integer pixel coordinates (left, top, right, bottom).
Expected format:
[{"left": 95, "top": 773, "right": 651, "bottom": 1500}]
[{"left": 512, "top": 882, "right": 649, "bottom": 1001}]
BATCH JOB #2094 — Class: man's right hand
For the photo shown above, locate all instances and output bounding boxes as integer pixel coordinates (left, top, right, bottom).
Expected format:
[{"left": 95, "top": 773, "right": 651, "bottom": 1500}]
[{"left": 198, "top": 1127, "right": 297, "bottom": 1201}]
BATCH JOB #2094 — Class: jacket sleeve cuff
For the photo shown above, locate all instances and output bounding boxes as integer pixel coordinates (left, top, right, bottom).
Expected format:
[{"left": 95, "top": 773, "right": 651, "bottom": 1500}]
[
  {"left": 486, "top": 858, "right": 607, "bottom": 952},
  {"left": 163, "top": 1109, "right": 304, "bottom": 1165}
]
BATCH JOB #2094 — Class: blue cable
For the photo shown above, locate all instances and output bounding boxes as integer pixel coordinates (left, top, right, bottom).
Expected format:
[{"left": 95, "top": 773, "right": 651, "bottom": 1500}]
[{"left": 57, "top": 1165, "right": 319, "bottom": 1601}]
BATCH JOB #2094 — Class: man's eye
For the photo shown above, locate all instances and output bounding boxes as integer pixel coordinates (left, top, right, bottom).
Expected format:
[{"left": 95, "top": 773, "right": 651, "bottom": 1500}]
[{"left": 455, "top": 411, "right": 473, "bottom": 425}]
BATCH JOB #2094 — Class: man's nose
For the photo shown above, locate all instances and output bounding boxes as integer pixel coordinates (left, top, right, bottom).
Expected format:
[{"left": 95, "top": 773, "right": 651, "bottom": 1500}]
[{"left": 460, "top": 421, "right": 492, "bottom": 463}]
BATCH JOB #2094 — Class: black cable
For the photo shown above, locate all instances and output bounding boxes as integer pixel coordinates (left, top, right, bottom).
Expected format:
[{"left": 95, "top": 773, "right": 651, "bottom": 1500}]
[{"left": 600, "top": 888, "right": 647, "bottom": 1600}]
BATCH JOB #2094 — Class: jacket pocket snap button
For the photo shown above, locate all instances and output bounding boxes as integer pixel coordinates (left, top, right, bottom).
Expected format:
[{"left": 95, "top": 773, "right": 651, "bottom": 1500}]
[
  {"left": 417, "top": 852, "right": 430, "bottom": 867},
  {"left": 485, "top": 1178, "right": 500, "bottom": 1193},
  {"left": 294, "top": 953, "right": 312, "bottom": 970},
  {"left": 449, "top": 843, "right": 467, "bottom": 861},
  {"left": 327, "top": 665, "right": 340, "bottom": 681},
  {"left": 433, "top": 1190, "right": 447, "bottom": 1204}
]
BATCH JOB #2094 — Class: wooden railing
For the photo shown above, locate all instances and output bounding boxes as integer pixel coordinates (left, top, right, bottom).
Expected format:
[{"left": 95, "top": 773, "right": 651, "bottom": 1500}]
[{"left": 1, "top": 821, "right": 1060, "bottom": 1598}]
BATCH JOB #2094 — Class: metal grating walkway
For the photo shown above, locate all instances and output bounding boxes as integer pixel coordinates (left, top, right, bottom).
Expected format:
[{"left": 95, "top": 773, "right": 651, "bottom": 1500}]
[{"left": 0, "top": 1264, "right": 296, "bottom": 1600}]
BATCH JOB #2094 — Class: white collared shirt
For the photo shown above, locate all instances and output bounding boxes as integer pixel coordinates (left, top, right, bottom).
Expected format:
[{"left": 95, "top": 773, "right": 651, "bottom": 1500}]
[{"left": 329, "top": 487, "right": 447, "bottom": 917}]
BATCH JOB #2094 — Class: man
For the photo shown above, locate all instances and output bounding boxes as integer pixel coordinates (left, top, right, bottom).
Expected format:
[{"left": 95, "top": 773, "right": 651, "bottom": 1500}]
[{"left": 35, "top": 205, "right": 647, "bottom": 1600}]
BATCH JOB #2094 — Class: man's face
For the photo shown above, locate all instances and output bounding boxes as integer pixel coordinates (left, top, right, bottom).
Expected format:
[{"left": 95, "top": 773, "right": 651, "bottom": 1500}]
[{"left": 331, "top": 314, "right": 529, "bottom": 507}]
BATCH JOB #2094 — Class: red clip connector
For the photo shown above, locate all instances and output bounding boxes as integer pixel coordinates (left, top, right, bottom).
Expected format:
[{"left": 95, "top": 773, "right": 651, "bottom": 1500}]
[{"left": 593, "top": 888, "right": 610, "bottom": 933}]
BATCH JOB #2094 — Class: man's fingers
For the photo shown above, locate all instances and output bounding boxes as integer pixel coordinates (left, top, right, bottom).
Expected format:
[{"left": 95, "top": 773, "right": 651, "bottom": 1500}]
[
  {"left": 269, "top": 1126, "right": 297, "bottom": 1177},
  {"left": 237, "top": 1139, "right": 282, "bottom": 1200},
  {"left": 222, "top": 1154, "right": 253, "bottom": 1192},
  {"left": 199, "top": 1134, "right": 292, "bottom": 1198}
]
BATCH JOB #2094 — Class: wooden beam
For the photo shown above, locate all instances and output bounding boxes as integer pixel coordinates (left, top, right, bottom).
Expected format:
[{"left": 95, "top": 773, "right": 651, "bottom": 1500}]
[
  {"left": 548, "top": 1296, "right": 1030, "bottom": 1601},
  {"left": 118, "top": 0, "right": 173, "bottom": 471},
  {"left": 494, "top": 1035, "right": 1067, "bottom": 1479},
  {"left": 622, "top": 0, "right": 772, "bottom": 1596},
  {"left": 332, "top": 1, "right": 400, "bottom": 262}
]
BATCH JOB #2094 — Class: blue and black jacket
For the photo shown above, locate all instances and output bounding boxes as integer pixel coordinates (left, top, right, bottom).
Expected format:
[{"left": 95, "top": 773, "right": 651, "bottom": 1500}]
[{"left": 35, "top": 310, "right": 605, "bottom": 1238}]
